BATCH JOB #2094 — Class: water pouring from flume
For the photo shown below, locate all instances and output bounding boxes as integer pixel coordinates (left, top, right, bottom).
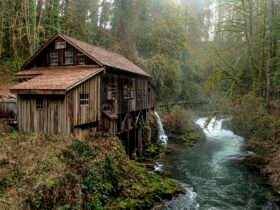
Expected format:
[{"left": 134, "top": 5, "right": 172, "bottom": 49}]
[{"left": 154, "top": 111, "right": 168, "bottom": 145}]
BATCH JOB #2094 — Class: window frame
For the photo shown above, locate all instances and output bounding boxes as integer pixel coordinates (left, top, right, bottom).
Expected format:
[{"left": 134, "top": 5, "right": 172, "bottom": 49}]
[
  {"left": 107, "top": 83, "right": 117, "bottom": 100},
  {"left": 64, "top": 48, "right": 74, "bottom": 65},
  {"left": 55, "top": 40, "right": 66, "bottom": 49},
  {"left": 50, "top": 50, "right": 59, "bottom": 66},
  {"left": 36, "top": 98, "right": 45, "bottom": 110},
  {"left": 123, "top": 79, "right": 134, "bottom": 99},
  {"left": 77, "top": 54, "right": 85, "bottom": 65},
  {"left": 80, "top": 93, "right": 90, "bottom": 106}
]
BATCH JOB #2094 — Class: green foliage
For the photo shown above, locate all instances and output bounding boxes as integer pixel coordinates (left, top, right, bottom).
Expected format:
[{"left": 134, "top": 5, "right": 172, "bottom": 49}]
[
  {"left": 0, "top": 0, "right": 209, "bottom": 101},
  {"left": 107, "top": 161, "right": 185, "bottom": 209},
  {"left": 70, "top": 140, "right": 96, "bottom": 159},
  {"left": 57, "top": 204, "right": 71, "bottom": 210},
  {"left": 103, "top": 157, "right": 119, "bottom": 189},
  {"left": 142, "top": 144, "right": 162, "bottom": 160},
  {"left": 180, "top": 80, "right": 207, "bottom": 101},
  {"left": 81, "top": 168, "right": 99, "bottom": 193},
  {"left": 0, "top": 56, "right": 26, "bottom": 73}
]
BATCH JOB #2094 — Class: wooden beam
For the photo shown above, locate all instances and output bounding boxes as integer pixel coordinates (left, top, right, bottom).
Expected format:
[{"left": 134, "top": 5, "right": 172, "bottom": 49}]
[
  {"left": 10, "top": 89, "right": 66, "bottom": 95},
  {"left": 121, "top": 113, "right": 129, "bottom": 131}
]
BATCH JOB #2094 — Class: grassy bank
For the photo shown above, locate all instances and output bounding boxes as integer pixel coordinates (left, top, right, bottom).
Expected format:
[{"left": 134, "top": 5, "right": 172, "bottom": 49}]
[
  {"left": 159, "top": 106, "right": 204, "bottom": 146},
  {"left": 0, "top": 132, "right": 184, "bottom": 209}
]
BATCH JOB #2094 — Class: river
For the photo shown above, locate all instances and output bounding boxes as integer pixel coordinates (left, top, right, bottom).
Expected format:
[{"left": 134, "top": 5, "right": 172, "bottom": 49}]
[{"left": 161, "top": 117, "right": 279, "bottom": 210}]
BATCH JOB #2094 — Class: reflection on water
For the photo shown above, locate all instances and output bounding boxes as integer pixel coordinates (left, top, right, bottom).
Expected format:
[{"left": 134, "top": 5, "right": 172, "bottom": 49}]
[{"left": 162, "top": 118, "right": 279, "bottom": 210}]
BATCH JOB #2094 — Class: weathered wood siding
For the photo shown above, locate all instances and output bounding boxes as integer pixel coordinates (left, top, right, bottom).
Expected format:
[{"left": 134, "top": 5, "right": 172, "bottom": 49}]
[
  {"left": 66, "top": 75, "right": 101, "bottom": 131},
  {"left": 101, "top": 71, "right": 156, "bottom": 114},
  {"left": 147, "top": 83, "right": 156, "bottom": 109},
  {"left": 17, "top": 95, "right": 66, "bottom": 133},
  {"left": 25, "top": 37, "right": 97, "bottom": 69},
  {"left": 17, "top": 75, "right": 100, "bottom": 134},
  {"left": 0, "top": 99, "right": 16, "bottom": 119}
]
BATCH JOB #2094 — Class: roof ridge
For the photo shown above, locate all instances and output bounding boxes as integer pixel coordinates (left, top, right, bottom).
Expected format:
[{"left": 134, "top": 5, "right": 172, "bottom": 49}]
[
  {"left": 61, "top": 34, "right": 130, "bottom": 61},
  {"left": 59, "top": 33, "right": 150, "bottom": 77},
  {"left": 22, "top": 32, "right": 150, "bottom": 77}
]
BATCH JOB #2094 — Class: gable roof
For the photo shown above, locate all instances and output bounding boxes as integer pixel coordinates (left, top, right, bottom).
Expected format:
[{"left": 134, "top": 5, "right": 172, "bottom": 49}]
[
  {"left": 10, "top": 67, "right": 103, "bottom": 95},
  {"left": 22, "top": 33, "right": 150, "bottom": 77}
]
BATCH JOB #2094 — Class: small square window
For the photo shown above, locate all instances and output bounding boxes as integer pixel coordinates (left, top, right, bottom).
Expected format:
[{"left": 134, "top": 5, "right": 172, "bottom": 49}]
[
  {"left": 50, "top": 50, "right": 58, "bottom": 65},
  {"left": 36, "top": 98, "right": 45, "bottom": 110},
  {"left": 80, "top": 94, "right": 89, "bottom": 106},
  {"left": 55, "top": 40, "right": 66, "bottom": 49},
  {"left": 78, "top": 54, "right": 85, "bottom": 65}
]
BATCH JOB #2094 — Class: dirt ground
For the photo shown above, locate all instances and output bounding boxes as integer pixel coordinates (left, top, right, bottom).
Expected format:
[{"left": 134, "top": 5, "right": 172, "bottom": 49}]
[
  {"left": 0, "top": 121, "right": 10, "bottom": 133},
  {"left": 0, "top": 72, "right": 16, "bottom": 97}
]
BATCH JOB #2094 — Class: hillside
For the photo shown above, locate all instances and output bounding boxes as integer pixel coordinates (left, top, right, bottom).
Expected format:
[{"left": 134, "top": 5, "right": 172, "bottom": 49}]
[{"left": 0, "top": 132, "right": 184, "bottom": 209}]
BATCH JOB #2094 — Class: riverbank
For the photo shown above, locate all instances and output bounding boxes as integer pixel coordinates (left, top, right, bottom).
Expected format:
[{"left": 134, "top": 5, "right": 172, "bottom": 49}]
[
  {"left": 160, "top": 117, "right": 279, "bottom": 209},
  {"left": 226, "top": 117, "right": 280, "bottom": 201},
  {"left": 221, "top": 97, "right": 280, "bottom": 203},
  {"left": 0, "top": 132, "right": 184, "bottom": 209}
]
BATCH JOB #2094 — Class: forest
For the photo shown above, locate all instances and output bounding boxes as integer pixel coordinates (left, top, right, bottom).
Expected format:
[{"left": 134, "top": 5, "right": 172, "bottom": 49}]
[
  {"left": 0, "top": 0, "right": 279, "bottom": 102},
  {"left": 0, "top": 0, "right": 280, "bottom": 209}
]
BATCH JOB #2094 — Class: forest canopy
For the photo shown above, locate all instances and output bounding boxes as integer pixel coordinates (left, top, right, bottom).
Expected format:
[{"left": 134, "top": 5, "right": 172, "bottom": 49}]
[
  {"left": 0, "top": 0, "right": 210, "bottom": 101},
  {"left": 0, "top": 0, "right": 279, "bottom": 103}
]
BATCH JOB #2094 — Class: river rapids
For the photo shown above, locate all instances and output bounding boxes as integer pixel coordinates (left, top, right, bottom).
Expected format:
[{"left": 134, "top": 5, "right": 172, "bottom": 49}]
[{"left": 161, "top": 117, "right": 279, "bottom": 210}]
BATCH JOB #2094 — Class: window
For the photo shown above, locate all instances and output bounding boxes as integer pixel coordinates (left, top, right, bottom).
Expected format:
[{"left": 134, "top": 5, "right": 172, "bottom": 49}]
[
  {"left": 124, "top": 80, "right": 134, "bottom": 99},
  {"left": 65, "top": 48, "right": 73, "bottom": 65},
  {"left": 36, "top": 98, "right": 45, "bottom": 110},
  {"left": 55, "top": 40, "right": 66, "bottom": 49},
  {"left": 137, "top": 89, "right": 141, "bottom": 101},
  {"left": 107, "top": 84, "right": 117, "bottom": 100},
  {"left": 80, "top": 94, "right": 89, "bottom": 106},
  {"left": 124, "top": 85, "right": 128, "bottom": 98},
  {"left": 78, "top": 54, "right": 85, "bottom": 65},
  {"left": 50, "top": 50, "right": 58, "bottom": 65},
  {"left": 128, "top": 87, "right": 133, "bottom": 98}
]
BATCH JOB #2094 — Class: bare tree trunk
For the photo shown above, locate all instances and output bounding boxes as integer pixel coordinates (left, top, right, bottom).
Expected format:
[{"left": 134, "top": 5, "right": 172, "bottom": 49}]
[
  {"left": 0, "top": 0, "right": 3, "bottom": 58},
  {"left": 265, "top": 0, "right": 274, "bottom": 103}
]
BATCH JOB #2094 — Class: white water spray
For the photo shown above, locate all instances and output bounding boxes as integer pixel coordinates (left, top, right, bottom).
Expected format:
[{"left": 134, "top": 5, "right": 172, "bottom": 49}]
[
  {"left": 154, "top": 162, "right": 164, "bottom": 172},
  {"left": 154, "top": 111, "right": 168, "bottom": 145}
]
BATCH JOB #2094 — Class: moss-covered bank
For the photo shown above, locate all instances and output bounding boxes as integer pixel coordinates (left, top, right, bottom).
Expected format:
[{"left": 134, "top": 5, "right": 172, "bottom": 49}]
[{"left": 0, "top": 132, "right": 184, "bottom": 209}]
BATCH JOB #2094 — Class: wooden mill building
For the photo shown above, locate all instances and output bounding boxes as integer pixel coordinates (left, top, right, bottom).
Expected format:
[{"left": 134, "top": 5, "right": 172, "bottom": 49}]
[{"left": 10, "top": 33, "right": 156, "bottom": 155}]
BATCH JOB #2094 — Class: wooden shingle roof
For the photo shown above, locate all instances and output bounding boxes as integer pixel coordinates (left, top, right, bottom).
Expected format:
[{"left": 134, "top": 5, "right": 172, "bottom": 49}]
[
  {"left": 10, "top": 67, "right": 103, "bottom": 94},
  {"left": 61, "top": 34, "right": 150, "bottom": 77},
  {"left": 22, "top": 33, "right": 150, "bottom": 77}
]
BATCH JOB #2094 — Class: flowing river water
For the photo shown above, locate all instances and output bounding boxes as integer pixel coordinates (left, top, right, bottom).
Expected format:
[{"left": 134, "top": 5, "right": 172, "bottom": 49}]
[{"left": 160, "top": 117, "right": 279, "bottom": 210}]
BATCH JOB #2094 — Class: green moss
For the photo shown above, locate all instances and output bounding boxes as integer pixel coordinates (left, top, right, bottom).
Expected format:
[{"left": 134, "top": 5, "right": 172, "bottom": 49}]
[{"left": 106, "top": 161, "right": 185, "bottom": 209}]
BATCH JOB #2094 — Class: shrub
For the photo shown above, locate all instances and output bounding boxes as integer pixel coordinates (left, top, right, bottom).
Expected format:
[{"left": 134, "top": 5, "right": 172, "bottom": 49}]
[
  {"left": 161, "top": 106, "right": 194, "bottom": 135},
  {"left": 70, "top": 140, "right": 96, "bottom": 159}
]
